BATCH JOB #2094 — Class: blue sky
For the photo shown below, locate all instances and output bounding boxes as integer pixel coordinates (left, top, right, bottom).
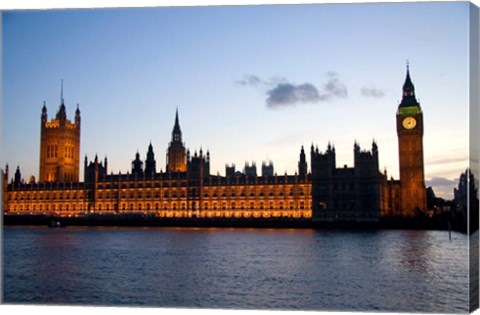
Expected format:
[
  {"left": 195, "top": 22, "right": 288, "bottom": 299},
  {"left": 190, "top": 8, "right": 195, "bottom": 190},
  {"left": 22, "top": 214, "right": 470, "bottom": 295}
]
[{"left": 1, "top": 1, "right": 473, "bottom": 198}]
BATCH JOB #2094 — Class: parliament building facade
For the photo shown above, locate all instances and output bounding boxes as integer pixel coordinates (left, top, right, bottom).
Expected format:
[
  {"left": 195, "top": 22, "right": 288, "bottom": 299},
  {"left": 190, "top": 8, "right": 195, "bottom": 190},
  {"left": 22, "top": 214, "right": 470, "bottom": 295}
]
[{"left": 2, "top": 68, "right": 427, "bottom": 221}]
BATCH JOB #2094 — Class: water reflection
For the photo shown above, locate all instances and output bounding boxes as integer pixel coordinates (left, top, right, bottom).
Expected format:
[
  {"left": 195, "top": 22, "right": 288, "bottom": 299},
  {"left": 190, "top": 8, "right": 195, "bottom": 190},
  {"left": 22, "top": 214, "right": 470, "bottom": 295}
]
[{"left": 3, "top": 226, "right": 469, "bottom": 312}]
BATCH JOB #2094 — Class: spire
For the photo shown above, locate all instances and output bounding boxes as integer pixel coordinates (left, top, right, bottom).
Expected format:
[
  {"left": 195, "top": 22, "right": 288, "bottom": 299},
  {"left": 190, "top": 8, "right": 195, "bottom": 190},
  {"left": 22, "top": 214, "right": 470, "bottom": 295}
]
[
  {"left": 75, "top": 103, "right": 81, "bottom": 126},
  {"left": 172, "top": 108, "right": 182, "bottom": 142},
  {"left": 41, "top": 102, "right": 48, "bottom": 122},
  {"left": 399, "top": 62, "right": 419, "bottom": 108},
  {"left": 146, "top": 142, "right": 155, "bottom": 161},
  {"left": 298, "top": 145, "right": 307, "bottom": 179},
  {"left": 145, "top": 142, "right": 156, "bottom": 179},
  {"left": 403, "top": 61, "right": 414, "bottom": 92},
  {"left": 175, "top": 107, "right": 179, "bottom": 127},
  {"left": 56, "top": 80, "right": 67, "bottom": 121},
  {"left": 14, "top": 166, "right": 21, "bottom": 185},
  {"left": 60, "top": 79, "right": 65, "bottom": 105}
]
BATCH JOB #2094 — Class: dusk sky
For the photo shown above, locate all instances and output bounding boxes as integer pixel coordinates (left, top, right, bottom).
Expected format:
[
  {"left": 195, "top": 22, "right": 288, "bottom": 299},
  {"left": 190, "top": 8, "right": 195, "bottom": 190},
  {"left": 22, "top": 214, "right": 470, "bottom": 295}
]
[{"left": 1, "top": 1, "right": 473, "bottom": 198}]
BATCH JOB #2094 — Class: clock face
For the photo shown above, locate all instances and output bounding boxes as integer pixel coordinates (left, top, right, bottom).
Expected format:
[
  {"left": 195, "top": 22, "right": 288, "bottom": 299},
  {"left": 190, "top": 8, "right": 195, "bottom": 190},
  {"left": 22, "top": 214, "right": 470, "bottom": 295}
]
[{"left": 402, "top": 117, "right": 417, "bottom": 129}]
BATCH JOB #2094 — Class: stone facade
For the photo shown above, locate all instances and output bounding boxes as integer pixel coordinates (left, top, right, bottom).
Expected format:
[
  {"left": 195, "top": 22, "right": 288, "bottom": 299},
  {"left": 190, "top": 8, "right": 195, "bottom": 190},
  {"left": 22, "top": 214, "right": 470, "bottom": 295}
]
[
  {"left": 3, "top": 68, "right": 430, "bottom": 221},
  {"left": 39, "top": 100, "right": 81, "bottom": 183}
]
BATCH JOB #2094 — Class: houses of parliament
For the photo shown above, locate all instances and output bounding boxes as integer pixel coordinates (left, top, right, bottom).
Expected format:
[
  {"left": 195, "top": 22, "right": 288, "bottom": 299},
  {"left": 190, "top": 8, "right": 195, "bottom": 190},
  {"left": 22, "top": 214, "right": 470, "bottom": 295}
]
[{"left": 2, "top": 67, "right": 427, "bottom": 221}]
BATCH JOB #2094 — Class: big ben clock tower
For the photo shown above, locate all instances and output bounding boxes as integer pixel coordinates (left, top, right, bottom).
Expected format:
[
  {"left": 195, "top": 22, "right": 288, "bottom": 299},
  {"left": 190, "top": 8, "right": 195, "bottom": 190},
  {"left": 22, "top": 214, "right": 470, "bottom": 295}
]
[{"left": 396, "top": 65, "right": 427, "bottom": 217}]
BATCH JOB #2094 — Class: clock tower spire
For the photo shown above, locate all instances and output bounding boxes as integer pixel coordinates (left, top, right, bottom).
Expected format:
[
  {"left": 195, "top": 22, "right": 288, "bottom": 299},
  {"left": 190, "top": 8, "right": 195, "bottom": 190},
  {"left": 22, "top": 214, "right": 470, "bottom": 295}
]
[{"left": 396, "top": 64, "right": 427, "bottom": 216}]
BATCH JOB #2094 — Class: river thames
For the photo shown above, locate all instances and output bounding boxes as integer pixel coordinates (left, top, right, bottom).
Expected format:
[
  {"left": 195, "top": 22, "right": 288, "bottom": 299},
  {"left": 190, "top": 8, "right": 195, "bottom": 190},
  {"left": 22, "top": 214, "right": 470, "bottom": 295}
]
[{"left": 2, "top": 226, "right": 470, "bottom": 313}]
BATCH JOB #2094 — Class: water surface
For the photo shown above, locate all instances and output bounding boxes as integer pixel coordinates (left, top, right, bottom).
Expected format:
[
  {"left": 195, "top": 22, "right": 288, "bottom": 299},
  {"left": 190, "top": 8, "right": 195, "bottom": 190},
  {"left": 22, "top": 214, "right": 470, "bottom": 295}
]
[{"left": 2, "top": 226, "right": 469, "bottom": 312}]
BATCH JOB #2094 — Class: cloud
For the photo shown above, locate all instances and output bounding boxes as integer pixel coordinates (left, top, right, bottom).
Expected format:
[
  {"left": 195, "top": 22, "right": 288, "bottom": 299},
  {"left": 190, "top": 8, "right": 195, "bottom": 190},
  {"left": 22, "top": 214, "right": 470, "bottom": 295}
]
[
  {"left": 266, "top": 83, "right": 321, "bottom": 108},
  {"left": 426, "top": 177, "right": 458, "bottom": 187},
  {"left": 322, "top": 72, "right": 348, "bottom": 100},
  {"left": 426, "top": 156, "right": 468, "bottom": 166},
  {"left": 361, "top": 87, "right": 385, "bottom": 98},
  {"left": 426, "top": 177, "right": 459, "bottom": 199},
  {"left": 236, "top": 75, "right": 263, "bottom": 87},
  {"left": 237, "top": 72, "right": 348, "bottom": 109}
]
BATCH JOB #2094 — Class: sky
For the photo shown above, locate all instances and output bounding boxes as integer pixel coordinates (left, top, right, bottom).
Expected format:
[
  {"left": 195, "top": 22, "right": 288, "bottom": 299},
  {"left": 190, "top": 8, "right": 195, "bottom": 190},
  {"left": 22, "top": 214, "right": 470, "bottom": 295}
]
[{"left": 1, "top": 1, "right": 474, "bottom": 199}]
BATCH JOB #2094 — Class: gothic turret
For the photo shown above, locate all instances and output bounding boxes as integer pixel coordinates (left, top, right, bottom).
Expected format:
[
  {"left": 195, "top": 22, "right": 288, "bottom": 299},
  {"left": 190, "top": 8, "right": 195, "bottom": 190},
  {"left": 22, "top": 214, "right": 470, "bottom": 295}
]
[
  {"left": 41, "top": 102, "right": 48, "bottom": 123},
  {"left": 166, "top": 109, "right": 187, "bottom": 172},
  {"left": 298, "top": 145, "right": 308, "bottom": 179},
  {"left": 14, "top": 166, "right": 22, "bottom": 185},
  {"left": 132, "top": 151, "right": 144, "bottom": 179},
  {"left": 75, "top": 104, "right": 81, "bottom": 126},
  {"left": 145, "top": 142, "right": 156, "bottom": 179},
  {"left": 56, "top": 103, "right": 67, "bottom": 123}
]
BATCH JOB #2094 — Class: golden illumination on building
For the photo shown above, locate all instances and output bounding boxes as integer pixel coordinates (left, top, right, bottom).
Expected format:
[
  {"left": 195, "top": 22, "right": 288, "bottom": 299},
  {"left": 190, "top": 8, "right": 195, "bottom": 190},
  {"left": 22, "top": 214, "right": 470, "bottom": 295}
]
[
  {"left": 3, "top": 68, "right": 430, "bottom": 221},
  {"left": 39, "top": 99, "right": 81, "bottom": 183}
]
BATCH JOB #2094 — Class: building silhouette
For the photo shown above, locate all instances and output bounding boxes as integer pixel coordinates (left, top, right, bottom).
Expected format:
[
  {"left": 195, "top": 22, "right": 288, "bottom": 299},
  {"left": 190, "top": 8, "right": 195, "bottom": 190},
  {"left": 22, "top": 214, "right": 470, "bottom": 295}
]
[
  {"left": 3, "top": 67, "right": 431, "bottom": 221},
  {"left": 454, "top": 168, "right": 479, "bottom": 230},
  {"left": 311, "top": 141, "right": 385, "bottom": 221}
]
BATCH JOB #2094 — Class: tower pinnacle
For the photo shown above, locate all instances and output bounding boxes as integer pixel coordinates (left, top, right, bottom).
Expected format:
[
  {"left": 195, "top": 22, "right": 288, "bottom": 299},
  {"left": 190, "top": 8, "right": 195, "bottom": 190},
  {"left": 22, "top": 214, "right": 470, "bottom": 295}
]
[
  {"left": 61, "top": 79, "right": 64, "bottom": 105},
  {"left": 167, "top": 108, "right": 187, "bottom": 172},
  {"left": 172, "top": 108, "right": 182, "bottom": 142},
  {"left": 399, "top": 64, "right": 419, "bottom": 108}
]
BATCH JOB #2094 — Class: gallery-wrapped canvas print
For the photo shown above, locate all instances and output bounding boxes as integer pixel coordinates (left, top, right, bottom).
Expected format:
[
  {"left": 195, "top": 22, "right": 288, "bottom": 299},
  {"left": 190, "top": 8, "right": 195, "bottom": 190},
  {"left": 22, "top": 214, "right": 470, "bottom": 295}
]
[{"left": 1, "top": 1, "right": 479, "bottom": 314}]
